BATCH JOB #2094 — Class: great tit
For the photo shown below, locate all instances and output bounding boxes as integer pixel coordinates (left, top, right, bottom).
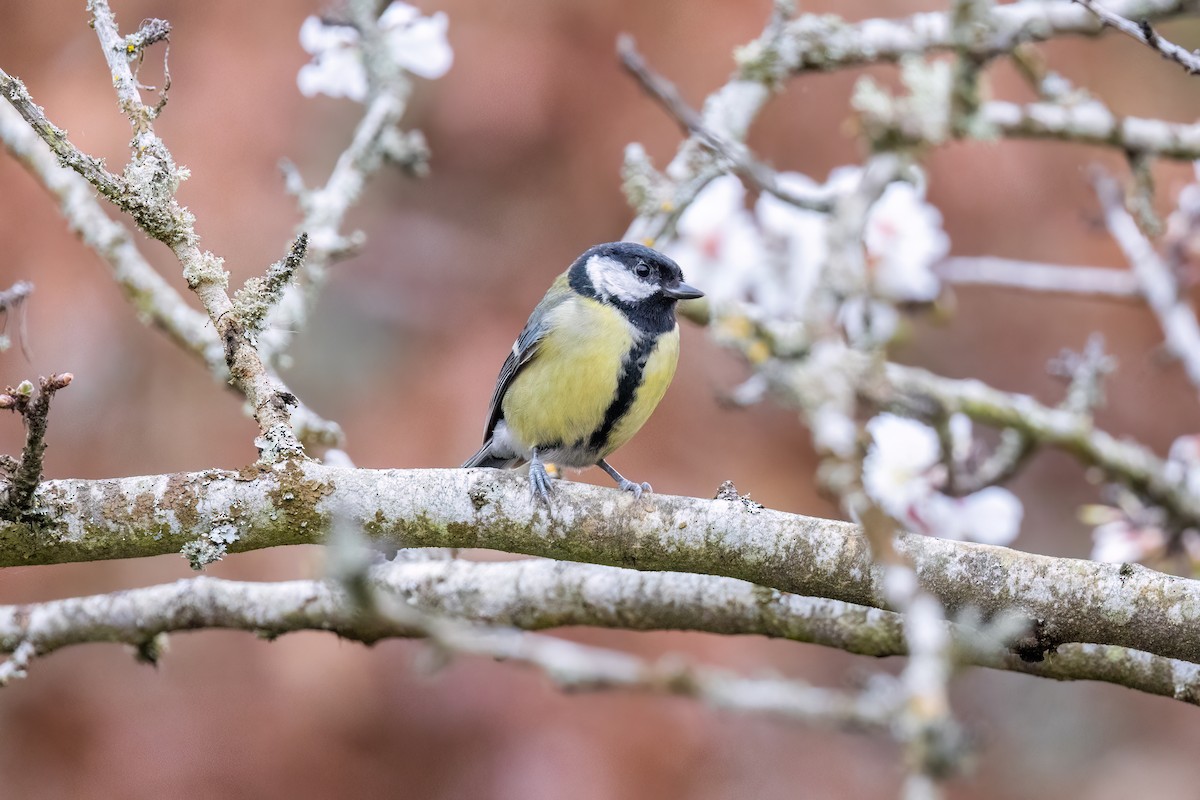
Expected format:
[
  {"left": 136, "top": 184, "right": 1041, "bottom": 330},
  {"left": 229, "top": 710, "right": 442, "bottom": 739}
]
[{"left": 463, "top": 241, "right": 703, "bottom": 503}]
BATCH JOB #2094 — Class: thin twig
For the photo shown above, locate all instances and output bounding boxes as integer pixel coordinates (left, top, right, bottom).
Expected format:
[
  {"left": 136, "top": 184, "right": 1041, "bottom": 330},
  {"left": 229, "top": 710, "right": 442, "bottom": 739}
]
[
  {"left": 0, "top": 373, "right": 73, "bottom": 520},
  {"left": 618, "top": 34, "right": 832, "bottom": 213},
  {"left": 1073, "top": 0, "right": 1200, "bottom": 74},
  {"left": 1091, "top": 167, "right": 1200, "bottom": 393},
  {"left": 935, "top": 257, "right": 1141, "bottom": 299}
]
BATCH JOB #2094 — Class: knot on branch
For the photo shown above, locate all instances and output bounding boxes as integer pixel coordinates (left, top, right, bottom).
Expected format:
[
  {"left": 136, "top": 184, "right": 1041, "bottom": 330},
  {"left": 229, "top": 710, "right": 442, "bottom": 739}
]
[
  {"left": 0, "top": 373, "right": 73, "bottom": 521},
  {"left": 122, "top": 18, "right": 171, "bottom": 58}
]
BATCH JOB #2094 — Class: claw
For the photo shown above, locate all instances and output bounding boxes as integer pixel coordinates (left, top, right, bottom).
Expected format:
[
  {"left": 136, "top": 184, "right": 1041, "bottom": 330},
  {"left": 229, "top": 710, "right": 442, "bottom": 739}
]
[
  {"left": 529, "top": 449, "right": 554, "bottom": 506},
  {"left": 598, "top": 459, "right": 651, "bottom": 500},
  {"left": 617, "top": 478, "right": 653, "bottom": 500}
]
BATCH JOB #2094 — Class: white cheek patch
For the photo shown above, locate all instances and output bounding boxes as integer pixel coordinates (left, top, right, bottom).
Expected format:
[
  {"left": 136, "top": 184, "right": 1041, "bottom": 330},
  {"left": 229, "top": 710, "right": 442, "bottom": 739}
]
[{"left": 586, "top": 255, "right": 657, "bottom": 304}]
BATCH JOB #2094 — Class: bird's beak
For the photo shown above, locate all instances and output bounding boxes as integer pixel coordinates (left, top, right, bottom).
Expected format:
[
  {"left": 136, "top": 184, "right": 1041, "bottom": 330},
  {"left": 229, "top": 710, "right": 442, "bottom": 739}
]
[{"left": 662, "top": 281, "right": 704, "bottom": 300}]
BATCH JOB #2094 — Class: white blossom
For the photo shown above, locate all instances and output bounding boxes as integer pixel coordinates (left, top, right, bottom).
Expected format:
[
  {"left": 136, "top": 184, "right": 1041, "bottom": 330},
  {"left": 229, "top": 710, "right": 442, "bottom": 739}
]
[
  {"left": 863, "top": 178, "right": 948, "bottom": 302},
  {"left": 755, "top": 172, "right": 828, "bottom": 315},
  {"left": 662, "top": 175, "right": 765, "bottom": 308},
  {"left": 915, "top": 487, "right": 1023, "bottom": 546},
  {"left": 1166, "top": 434, "right": 1200, "bottom": 498},
  {"left": 865, "top": 413, "right": 1023, "bottom": 545},
  {"left": 863, "top": 414, "right": 943, "bottom": 519},
  {"left": 810, "top": 405, "right": 858, "bottom": 458},
  {"left": 1090, "top": 517, "right": 1166, "bottom": 564},
  {"left": 298, "top": 2, "right": 452, "bottom": 102}
]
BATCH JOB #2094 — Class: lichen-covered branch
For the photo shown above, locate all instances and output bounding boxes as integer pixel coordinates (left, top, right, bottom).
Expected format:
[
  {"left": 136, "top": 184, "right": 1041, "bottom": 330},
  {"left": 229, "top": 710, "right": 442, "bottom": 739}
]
[
  {"left": 1, "top": 463, "right": 1198, "bottom": 666},
  {"left": 83, "top": 0, "right": 303, "bottom": 461},
  {"left": 0, "top": 4, "right": 320, "bottom": 460},
  {"left": 861, "top": 93, "right": 1200, "bottom": 160},
  {"left": 0, "top": 100, "right": 341, "bottom": 452},
  {"left": 0, "top": 556, "right": 1194, "bottom": 703},
  {"left": 872, "top": 361, "right": 1200, "bottom": 521},
  {"left": 0, "top": 374, "right": 73, "bottom": 520},
  {"left": 0, "top": 101, "right": 220, "bottom": 366},
  {"left": 744, "top": 0, "right": 1197, "bottom": 79}
]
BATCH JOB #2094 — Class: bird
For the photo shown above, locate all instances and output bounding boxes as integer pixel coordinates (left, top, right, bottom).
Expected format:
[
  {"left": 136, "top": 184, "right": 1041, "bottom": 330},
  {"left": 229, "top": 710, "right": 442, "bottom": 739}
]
[{"left": 463, "top": 241, "right": 703, "bottom": 504}]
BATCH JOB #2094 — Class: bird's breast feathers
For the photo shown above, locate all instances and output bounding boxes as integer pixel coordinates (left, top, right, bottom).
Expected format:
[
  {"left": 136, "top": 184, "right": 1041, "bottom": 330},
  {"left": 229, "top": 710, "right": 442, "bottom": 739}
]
[{"left": 499, "top": 295, "right": 679, "bottom": 464}]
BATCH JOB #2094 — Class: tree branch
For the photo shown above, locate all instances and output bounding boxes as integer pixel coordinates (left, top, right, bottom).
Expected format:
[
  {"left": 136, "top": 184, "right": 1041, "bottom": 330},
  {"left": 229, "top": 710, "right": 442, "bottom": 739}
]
[
  {"left": 0, "top": 101, "right": 342, "bottom": 452},
  {"left": 0, "top": 374, "right": 73, "bottom": 520},
  {"left": 935, "top": 257, "right": 1141, "bottom": 299},
  {"left": 2, "top": 463, "right": 1199, "bottom": 665},
  {"left": 743, "top": 0, "right": 1198, "bottom": 79},
  {"left": 1090, "top": 167, "right": 1200, "bottom": 393},
  {"left": 0, "top": 556, "right": 1194, "bottom": 703},
  {"left": 618, "top": 34, "right": 832, "bottom": 213},
  {"left": 1073, "top": 0, "right": 1200, "bottom": 74}
]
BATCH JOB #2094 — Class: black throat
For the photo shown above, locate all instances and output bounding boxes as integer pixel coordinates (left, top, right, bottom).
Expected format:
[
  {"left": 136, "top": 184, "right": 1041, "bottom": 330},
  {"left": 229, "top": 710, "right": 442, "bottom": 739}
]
[{"left": 568, "top": 260, "right": 679, "bottom": 336}]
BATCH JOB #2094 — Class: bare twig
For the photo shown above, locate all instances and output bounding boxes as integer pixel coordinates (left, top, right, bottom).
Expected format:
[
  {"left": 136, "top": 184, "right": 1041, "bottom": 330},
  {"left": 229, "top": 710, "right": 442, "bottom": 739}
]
[
  {"left": 1049, "top": 334, "right": 1117, "bottom": 413},
  {"left": 1073, "top": 0, "right": 1200, "bottom": 74},
  {"left": 622, "top": 11, "right": 783, "bottom": 245},
  {"left": 0, "top": 4, "right": 308, "bottom": 461},
  {"left": 0, "top": 373, "right": 73, "bottom": 520},
  {"left": 1091, "top": 167, "right": 1200, "bottom": 393},
  {"left": 936, "top": 257, "right": 1141, "bottom": 299},
  {"left": 618, "top": 35, "right": 832, "bottom": 213}
]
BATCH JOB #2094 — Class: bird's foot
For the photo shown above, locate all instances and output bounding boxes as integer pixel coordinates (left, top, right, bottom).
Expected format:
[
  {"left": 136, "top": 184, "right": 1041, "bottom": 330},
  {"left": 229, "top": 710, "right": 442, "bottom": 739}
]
[
  {"left": 529, "top": 453, "right": 555, "bottom": 506},
  {"left": 616, "top": 477, "right": 653, "bottom": 500},
  {"left": 598, "top": 459, "right": 651, "bottom": 500}
]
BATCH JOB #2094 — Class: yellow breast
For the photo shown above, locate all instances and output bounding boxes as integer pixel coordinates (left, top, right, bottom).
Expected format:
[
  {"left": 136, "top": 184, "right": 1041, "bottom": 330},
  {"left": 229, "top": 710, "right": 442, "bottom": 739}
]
[
  {"left": 601, "top": 325, "right": 679, "bottom": 457},
  {"left": 501, "top": 297, "right": 635, "bottom": 450}
]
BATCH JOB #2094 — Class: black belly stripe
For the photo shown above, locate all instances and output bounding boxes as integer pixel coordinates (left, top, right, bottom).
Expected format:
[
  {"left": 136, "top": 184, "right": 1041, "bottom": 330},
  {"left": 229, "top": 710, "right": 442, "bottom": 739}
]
[{"left": 586, "top": 335, "right": 657, "bottom": 453}]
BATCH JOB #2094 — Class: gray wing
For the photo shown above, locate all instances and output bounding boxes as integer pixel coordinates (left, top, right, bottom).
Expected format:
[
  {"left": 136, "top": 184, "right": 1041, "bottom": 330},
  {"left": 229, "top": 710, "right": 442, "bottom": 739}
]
[
  {"left": 481, "top": 315, "right": 547, "bottom": 441},
  {"left": 479, "top": 277, "right": 573, "bottom": 443}
]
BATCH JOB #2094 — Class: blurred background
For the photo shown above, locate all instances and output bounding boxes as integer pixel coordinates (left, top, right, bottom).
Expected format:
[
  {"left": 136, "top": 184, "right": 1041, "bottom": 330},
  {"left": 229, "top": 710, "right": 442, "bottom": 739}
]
[{"left": 1, "top": 0, "right": 1199, "bottom": 797}]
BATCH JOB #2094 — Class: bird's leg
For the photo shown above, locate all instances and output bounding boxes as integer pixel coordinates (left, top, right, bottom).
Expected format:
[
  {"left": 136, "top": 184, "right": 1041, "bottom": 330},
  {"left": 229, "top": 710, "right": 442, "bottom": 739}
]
[
  {"left": 598, "top": 459, "right": 652, "bottom": 499},
  {"left": 529, "top": 448, "right": 555, "bottom": 505}
]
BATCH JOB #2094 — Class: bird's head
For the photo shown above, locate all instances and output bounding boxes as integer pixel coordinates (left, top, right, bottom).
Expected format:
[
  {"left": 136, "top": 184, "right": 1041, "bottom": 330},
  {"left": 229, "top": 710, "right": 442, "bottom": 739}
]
[{"left": 569, "top": 242, "right": 703, "bottom": 310}]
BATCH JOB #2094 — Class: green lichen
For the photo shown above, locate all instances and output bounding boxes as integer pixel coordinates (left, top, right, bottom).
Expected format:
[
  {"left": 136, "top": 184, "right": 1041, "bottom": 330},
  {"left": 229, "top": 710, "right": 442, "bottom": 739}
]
[{"left": 180, "top": 538, "right": 225, "bottom": 570}]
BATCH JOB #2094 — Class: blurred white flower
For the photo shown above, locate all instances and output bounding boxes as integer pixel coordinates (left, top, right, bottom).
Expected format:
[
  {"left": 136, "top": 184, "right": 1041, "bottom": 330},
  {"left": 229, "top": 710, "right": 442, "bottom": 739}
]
[
  {"left": 863, "top": 414, "right": 942, "bottom": 519},
  {"left": 298, "top": 2, "right": 452, "bottom": 101},
  {"left": 298, "top": 17, "right": 368, "bottom": 100},
  {"left": 1090, "top": 516, "right": 1167, "bottom": 563},
  {"left": 1166, "top": 434, "right": 1200, "bottom": 497},
  {"left": 756, "top": 172, "right": 829, "bottom": 315},
  {"left": 864, "top": 179, "right": 948, "bottom": 302},
  {"left": 865, "top": 413, "right": 1023, "bottom": 545},
  {"left": 810, "top": 405, "right": 858, "bottom": 458},
  {"left": 378, "top": 3, "right": 453, "bottom": 78},
  {"left": 1081, "top": 500, "right": 1168, "bottom": 564},
  {"left": 663, "top": 175, "right": 765, "bottom": 307},
  {"left": 915, "top": 487, "right": 1023, "bottom": 546}
]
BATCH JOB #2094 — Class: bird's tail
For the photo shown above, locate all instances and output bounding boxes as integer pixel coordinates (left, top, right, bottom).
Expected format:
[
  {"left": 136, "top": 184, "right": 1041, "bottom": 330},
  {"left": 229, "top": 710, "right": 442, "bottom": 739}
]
[{"left": 462, "top": 441, "right": 516, "bottom": 469}]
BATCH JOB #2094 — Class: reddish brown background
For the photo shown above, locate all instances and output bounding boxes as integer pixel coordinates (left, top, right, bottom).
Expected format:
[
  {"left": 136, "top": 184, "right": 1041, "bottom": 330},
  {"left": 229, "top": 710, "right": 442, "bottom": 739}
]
[{"left": 0, "top": 1, "right": 1198, "bottom": 797}]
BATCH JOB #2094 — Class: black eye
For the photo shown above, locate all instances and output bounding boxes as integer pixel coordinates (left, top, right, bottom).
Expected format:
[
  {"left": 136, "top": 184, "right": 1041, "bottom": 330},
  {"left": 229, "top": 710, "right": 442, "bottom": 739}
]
[{"left": 635, "top": 263, "right": 652, "bottom": 279}]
